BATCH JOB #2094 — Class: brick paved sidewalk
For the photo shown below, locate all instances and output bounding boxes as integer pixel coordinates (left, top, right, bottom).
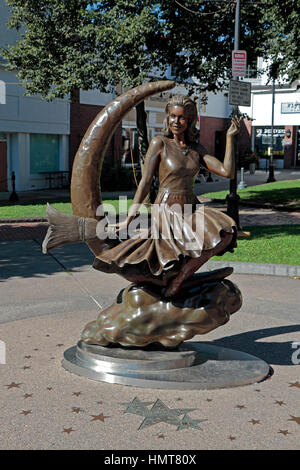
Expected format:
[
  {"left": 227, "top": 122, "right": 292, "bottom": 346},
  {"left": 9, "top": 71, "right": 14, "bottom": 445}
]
[{"left": 0, "top": 222, "right": 48, "bottom": 241}]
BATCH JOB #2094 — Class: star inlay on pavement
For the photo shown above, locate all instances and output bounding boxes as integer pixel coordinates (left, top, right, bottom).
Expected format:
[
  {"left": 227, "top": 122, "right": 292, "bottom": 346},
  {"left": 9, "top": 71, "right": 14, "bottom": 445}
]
[
  {"left": 63, "top": 428, "right": 75, "bottom": 434},
  {"left": 228, "top": 436, "right": 236, "bottom": 441},
  {"left": 72, "top": 392, "right": 82, "bottom": 397},
  {"left": 72, "top": 407, "right": 83, "bottom": 414},
  {"left": 289, "top": 381, "right": 300, "bottom": 389},
  {"left": 121, "top": 397, "right": 206, "bottom": 432},
  {"left": 5, "top": 382, "right": 22, "bottom": 389},
  {"left": 249, "top": 419, "right": 261, "bottom": 425},
  {"left": 288, "top": 415, "right": 300, "bottom": 425},
  {"left": 176, "top": 413, "right": 207, "bottom": 431},
  {"left": 20, "top": 410, "right": 32, "bottom": 416},
  {"left": 121, "top": 397, "right": 154, "bottom": 416},
  {"left": 274, "top": 400, "right": 286, "bottom": 406},
  {"left": 278, "top": 430, "right": 291, "bottom": 436},
  {"left": 23, "top": 394, "right": 32, "bottom": 399},
  {"left": 90, "top": 413, "right": 110, "bottom": 422},
  {"left": 236, "top": 405, "right": 246, "bottom": 409}
]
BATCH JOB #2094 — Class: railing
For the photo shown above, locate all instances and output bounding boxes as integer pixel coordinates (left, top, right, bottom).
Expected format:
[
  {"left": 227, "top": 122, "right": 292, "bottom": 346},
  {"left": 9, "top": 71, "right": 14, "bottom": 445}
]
[{"left": 38, "top": 171, "right": 70, "bottom": 189}]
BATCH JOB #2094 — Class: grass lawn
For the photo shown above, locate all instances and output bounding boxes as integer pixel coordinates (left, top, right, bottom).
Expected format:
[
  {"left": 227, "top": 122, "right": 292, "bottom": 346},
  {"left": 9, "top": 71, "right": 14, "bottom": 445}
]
[
  {"left": 202, "top": 179, "right": 300, "bottom": 210},
  {"left": 212, "top": 225, "right": 300, "bottom": 266},
  {"left": 1, "top": 179, "right": 299, "bottom": 218},
  {"left": 0, "top": 199, "right": 134, "bottom": 219}
]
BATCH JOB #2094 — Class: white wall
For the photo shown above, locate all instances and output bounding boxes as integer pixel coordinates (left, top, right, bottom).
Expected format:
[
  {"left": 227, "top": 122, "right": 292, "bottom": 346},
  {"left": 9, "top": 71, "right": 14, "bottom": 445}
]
[
  {"left": 201, "top": 91, "right": 232, "bottom": 119},
  {"left": 0, "top": 68, "right": 70, "bottom": 190},
  {"left": 247, "top": 90, "right": 300, "bottom": 127},
  {"left": 0, "top": 69, "right": 70, "bottom": 134},
  {"left": 80, "top": 89, "right": 115, "bottom": 106}
]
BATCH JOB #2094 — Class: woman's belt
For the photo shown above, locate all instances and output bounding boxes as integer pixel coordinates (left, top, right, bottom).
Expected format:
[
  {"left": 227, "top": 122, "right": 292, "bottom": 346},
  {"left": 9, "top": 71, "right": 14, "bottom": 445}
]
[{"left": 158, "top": 187, "right": 193, "bottom": 194}]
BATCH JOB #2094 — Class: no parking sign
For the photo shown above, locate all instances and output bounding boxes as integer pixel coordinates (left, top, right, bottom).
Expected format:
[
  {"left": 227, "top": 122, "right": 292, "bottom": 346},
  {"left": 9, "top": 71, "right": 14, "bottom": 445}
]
[{"left": 232, "top": 50, "right": 247, "bottom": 77}]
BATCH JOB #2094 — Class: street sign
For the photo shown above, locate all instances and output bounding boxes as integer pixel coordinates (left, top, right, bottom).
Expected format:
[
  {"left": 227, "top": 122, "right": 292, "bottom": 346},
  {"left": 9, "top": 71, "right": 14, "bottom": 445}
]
[
  {"left": 229, "top": 80, "right": 251, "bottom": 107},
  {"left": 232, "top": 50, "right": 247, "bottom": 77}
]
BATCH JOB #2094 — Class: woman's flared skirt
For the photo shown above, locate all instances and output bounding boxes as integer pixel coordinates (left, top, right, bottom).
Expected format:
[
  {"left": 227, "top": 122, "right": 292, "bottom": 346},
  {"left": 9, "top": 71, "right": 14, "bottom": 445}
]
[{"left": 93, "top": 202, "right": 237, "bottom": 278}]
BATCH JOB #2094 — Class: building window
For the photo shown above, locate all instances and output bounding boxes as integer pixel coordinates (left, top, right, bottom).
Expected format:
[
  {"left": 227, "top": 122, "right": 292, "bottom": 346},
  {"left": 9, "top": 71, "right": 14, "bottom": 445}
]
[
  {"left": 255, "top": 127, "right": 285, "bottom": 156},
  {"left": 30, "top": 134, "right": 59, "bottom": 174}
]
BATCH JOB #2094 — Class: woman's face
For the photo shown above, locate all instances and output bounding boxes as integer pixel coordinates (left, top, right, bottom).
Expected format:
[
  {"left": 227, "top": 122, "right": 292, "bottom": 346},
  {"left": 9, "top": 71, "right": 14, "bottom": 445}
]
[{"left": 168, "top": 105, "right": 188, "bottom": 137}]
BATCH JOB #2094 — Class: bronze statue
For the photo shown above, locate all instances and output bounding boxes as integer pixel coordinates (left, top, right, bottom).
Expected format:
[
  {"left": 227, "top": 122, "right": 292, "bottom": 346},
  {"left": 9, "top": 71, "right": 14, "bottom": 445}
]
[{"left": 43, "top": 81, "right": 242, "bottom": 348}]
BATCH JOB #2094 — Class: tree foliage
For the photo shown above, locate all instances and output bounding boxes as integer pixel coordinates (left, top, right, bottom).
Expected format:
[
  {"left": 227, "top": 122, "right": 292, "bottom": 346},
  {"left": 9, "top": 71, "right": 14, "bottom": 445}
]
[{"left": 3, "top": 0, "right": 299, "bottom": 102}]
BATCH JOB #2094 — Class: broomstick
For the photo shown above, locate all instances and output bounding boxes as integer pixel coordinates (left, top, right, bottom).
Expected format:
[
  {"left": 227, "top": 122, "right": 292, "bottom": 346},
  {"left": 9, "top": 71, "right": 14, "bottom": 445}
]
[{"left": 42, "top": 204, "right": 99, "bottom": 254}]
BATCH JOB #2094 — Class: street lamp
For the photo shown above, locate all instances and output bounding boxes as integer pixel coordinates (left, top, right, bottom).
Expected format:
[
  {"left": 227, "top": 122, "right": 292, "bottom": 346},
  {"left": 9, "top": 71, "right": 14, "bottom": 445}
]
[{"left": 267, "top": 78, "right": 276, "bottom": 183}]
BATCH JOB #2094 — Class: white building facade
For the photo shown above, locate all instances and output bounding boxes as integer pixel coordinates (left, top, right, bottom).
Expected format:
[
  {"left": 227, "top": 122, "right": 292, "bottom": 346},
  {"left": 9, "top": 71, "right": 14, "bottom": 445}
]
[
  {"left": 0, "top": 0, "right": 71, "bottom": 192},
  {"left": 240, "top": 58, "right": 300, "bottom": 169}
]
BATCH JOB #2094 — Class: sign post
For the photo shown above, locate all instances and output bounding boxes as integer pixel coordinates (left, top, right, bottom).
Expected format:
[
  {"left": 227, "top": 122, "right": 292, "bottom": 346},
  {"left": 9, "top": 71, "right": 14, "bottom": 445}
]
[{"left": 226, "top": 0, "right": 242, "bottom": 230}]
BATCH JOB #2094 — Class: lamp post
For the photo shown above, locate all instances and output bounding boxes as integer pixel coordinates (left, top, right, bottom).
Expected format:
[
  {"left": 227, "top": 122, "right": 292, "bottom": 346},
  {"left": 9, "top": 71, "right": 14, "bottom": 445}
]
[
  {"left": 226, "top": 0, "right": 241, "bottom": 229},
  {"left": 267, "top": 78, "right": 276, "bottom": 183}
]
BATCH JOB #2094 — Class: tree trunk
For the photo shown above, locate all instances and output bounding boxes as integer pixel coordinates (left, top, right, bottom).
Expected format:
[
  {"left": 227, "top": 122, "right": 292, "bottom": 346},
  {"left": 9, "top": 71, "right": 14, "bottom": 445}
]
[
  {"left": 135, "top": 101, "right": 149, "bottom": 168},
  {"left": 135, "top": 101, "right": 158, "bottom": 203}
]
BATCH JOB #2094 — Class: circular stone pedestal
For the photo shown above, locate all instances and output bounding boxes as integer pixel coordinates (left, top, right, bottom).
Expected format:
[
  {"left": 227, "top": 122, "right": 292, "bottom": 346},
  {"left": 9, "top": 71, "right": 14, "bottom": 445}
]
[{"left": 62, "top": 341, "right": 270, "bottom": 390}]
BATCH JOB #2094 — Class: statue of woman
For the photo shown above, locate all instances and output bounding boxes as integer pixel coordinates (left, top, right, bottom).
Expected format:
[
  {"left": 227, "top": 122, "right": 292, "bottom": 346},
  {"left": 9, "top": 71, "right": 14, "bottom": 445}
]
[
  {"left": 44, "top": 85, "right": 240, "bottom": 298},
  {"left": 92, "top": 94, "right": 240, "bottom": 296}
]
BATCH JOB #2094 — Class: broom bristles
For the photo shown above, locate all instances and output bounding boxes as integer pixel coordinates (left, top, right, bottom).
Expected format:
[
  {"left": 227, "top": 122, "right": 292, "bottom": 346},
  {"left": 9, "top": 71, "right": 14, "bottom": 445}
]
[{"left": 42, "top": 204, "right": 98, "bottom": 253}]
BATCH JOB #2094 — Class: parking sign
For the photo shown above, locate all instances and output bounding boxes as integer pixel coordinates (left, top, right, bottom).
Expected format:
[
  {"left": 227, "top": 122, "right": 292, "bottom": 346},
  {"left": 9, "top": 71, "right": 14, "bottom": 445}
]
[
  {"left": 229, "top": 80, "right": 251, "bottom": 107},
  {"left": 232, "top": 50, "right": 247, "bottom": 77}
]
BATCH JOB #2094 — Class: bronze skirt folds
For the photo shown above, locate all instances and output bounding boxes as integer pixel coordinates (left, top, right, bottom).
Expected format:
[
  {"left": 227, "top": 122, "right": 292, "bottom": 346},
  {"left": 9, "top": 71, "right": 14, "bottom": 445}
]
[{"left": 93, "top": 189, "right": 237, "bottom": 278}]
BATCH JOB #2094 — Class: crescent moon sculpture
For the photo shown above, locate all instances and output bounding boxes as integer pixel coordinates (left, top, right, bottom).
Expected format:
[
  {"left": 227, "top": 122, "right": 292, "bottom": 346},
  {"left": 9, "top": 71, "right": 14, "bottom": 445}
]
[{"left": 70, "top": 80, "right": 175, "bottom": 257}]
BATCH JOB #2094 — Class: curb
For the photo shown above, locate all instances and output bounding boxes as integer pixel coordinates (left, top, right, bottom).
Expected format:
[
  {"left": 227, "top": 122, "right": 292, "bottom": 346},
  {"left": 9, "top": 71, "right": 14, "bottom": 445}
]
[
  {"left": 204, "top": 260, "right": 300, "bottom": 277},
  {"left": 0, "top": 218, "right": 47, "bottom": 223},
  {"left": 206, "top": 198, "right": 299, "bottom": 212}
]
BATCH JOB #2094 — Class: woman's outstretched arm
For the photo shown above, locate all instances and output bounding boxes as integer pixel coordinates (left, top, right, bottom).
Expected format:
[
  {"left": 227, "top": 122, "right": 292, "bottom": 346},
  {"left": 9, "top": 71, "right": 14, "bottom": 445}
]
[{"left": 199, "top": 117, "right": 241, "bottom": 179}]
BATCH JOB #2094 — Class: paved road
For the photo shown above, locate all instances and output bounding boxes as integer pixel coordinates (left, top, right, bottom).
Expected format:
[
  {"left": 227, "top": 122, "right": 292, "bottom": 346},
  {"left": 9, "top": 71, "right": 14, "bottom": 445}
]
[
  {"left": 0, "top": 239, "right": 299, "bottom": 450},
  {"left": 1, "top": 239, "right": 299, "bottom": 326}
]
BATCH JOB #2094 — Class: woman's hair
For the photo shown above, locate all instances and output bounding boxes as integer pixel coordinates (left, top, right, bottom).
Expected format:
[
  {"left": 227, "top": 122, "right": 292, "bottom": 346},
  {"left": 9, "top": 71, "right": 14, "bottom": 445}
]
[{"left": 163, "top": 95, "right": 199, "bottom": 142}]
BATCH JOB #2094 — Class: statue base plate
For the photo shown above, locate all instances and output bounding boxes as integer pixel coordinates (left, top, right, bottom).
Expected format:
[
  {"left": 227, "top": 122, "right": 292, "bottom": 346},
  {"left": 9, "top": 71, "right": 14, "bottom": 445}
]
[{"left": 62, "top": 340, "right": 270, "bottom": 390}]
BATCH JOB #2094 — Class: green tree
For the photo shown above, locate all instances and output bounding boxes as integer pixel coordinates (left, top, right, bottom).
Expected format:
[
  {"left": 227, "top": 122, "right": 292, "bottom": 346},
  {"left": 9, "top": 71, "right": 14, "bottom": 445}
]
[{"left": 2, "top": 0, "right": 299, "bottom": 169}]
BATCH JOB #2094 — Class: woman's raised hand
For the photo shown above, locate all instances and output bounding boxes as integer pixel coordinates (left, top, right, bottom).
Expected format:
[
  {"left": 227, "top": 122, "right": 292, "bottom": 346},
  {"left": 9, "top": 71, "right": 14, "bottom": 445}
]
[{"left": 227, "top": 116, "right": 242, "bottom": 137}]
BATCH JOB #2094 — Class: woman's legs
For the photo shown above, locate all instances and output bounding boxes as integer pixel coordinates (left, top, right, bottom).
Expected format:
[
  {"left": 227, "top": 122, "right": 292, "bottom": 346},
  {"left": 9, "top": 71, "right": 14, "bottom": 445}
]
[{"left": 164, "top": 232, "right": 233, "bottom": 297}]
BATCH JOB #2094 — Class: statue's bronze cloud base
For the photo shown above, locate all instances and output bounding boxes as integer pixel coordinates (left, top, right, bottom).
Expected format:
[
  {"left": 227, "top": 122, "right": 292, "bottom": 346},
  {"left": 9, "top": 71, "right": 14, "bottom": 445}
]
[{"left": 81, "top": 268, "right": 242, "bottom": 348}]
